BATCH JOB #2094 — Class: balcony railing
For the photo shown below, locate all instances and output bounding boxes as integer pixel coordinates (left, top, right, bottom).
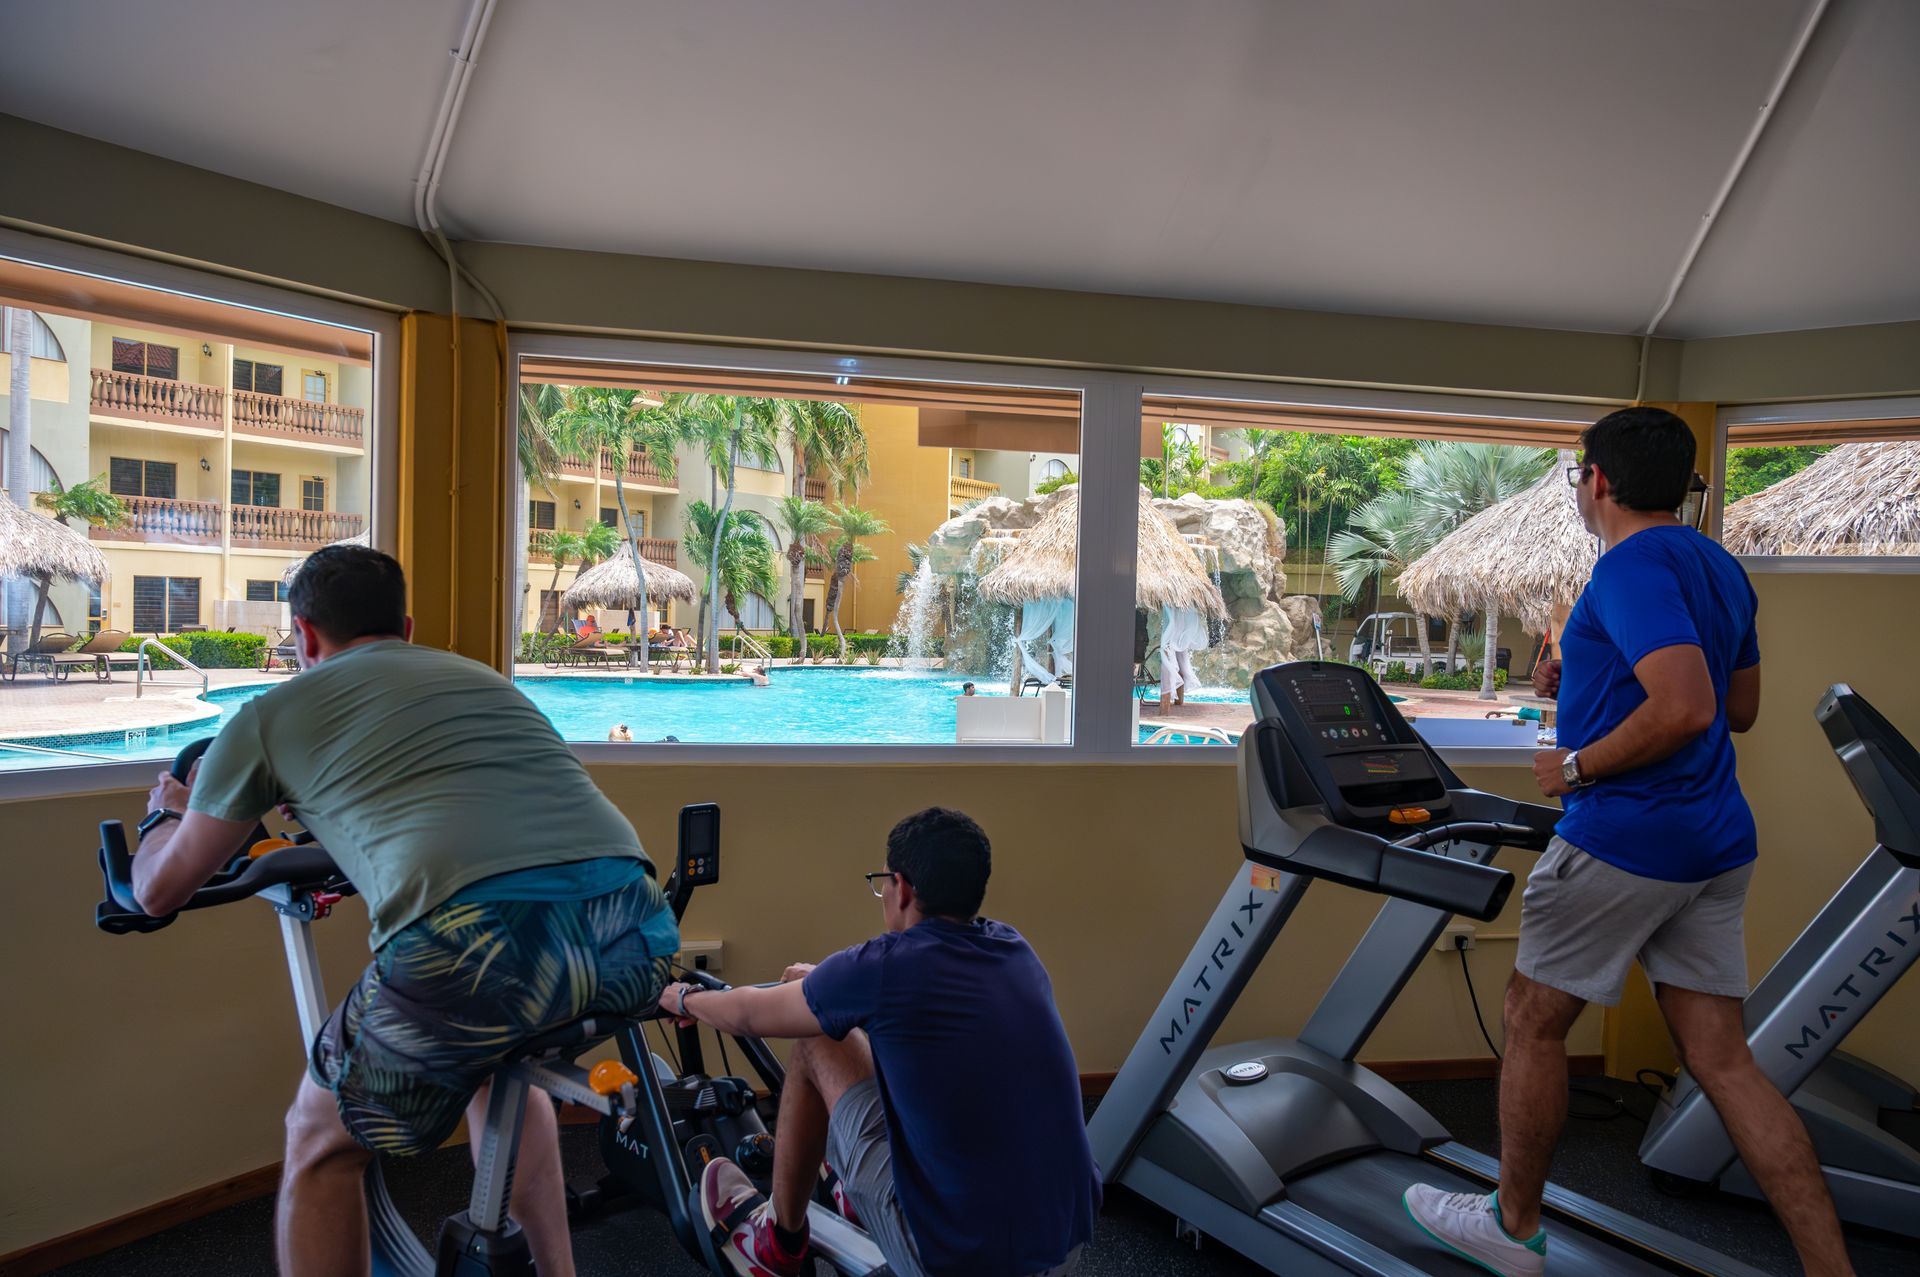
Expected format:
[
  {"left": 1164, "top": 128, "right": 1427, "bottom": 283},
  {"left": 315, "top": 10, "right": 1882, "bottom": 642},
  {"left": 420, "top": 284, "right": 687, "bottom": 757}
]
[
  {"left": 528, "top": 533, "right": 679, "bottom": 569},
  {"left": 805, "top": 476, "right": 828, "bottom": 502},
  {"left": 233, "top": 389, "right": 366, "bottom": 447},
  {"left": 230, "top": 505, "right": 364, "bottom": 550},
  {"left": 92, "top": 495, "right": 223, "bottom": 546},
  {"left": 555, "top": 449, "right": 676, "bottom": 490},
  {"left": 806, "top": 534, "right": 830, "bottom": 581},
  {"left": 950, "top": 475, "right": 1001, "bottom": 506},
  {"left": 90, "top": 368, "right": 223, "bottom": 431}
]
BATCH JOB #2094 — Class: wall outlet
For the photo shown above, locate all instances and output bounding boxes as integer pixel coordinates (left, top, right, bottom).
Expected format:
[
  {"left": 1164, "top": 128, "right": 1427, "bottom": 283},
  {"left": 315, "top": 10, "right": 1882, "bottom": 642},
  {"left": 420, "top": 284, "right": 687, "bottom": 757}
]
[
  {"left": 678, "top": 939, "right": 724, "bottom": 973},
  {"left": 1435, "top": 923, "right": 1476, "bottom": 951}
]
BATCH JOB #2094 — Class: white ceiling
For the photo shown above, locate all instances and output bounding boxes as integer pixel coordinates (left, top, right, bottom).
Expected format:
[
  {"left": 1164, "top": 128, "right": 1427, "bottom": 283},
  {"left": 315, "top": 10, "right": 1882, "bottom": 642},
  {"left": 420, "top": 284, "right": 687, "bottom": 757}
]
[{"left": 1, "top": 0, "right": 1914, "bottom": 338}]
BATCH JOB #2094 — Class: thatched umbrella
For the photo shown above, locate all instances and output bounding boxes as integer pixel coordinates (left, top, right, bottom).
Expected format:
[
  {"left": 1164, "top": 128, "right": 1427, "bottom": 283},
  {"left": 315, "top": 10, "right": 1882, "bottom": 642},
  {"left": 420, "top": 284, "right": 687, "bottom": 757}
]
[
  {"left": 977, "top": 486, "right": 1228, "bottom": 617},
  {"left": 977, "top": 486, "right": 1226, "bottom": 687},
  {"left": 1, "top": 494, "right": 110, "bottom": 649},
  {"left": 281, "top": 530, "right": 371, "bottom": 585},
  {"left": 562, "top": 551, "right": 698, "bottom": 623},
  {"left": 1397, "top": 464, "right": 1596, "bottom": 637},
  {"left": 1723, "top": 441, "right": 1920, "bottom": 556}
]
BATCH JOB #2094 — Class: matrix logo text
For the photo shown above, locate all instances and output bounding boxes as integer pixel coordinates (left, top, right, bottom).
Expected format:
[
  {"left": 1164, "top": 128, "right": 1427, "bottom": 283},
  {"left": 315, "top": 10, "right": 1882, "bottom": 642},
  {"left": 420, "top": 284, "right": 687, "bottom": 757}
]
[
  {"left": 1785, "top": 895, "right": 1919, "bottom": 1061},
  {"left": 1158, "top": 891, "right": 1267, "bottom": 1054}
]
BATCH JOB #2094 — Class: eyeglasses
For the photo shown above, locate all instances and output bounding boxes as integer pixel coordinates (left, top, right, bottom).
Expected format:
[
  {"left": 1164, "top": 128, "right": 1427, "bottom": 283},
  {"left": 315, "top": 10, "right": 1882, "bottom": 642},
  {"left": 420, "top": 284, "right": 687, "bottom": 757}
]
[
  {"left": 864, "top": 871, "right": 896, "bottom": 898},
  {"left": 1566, "top": 464, "right": 1592, "bottom": 488}
]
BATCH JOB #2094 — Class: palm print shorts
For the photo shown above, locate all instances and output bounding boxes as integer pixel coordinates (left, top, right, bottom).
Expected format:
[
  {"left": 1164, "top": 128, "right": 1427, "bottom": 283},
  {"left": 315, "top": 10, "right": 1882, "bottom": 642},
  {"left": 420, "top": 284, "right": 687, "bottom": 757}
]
[{"left": 310, "top": 873, "right": 676, "bottom": 1156}]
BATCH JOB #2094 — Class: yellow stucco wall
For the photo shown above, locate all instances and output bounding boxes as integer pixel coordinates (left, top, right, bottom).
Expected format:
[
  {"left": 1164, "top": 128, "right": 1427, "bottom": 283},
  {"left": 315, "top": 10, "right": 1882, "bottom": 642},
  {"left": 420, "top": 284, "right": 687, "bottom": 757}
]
[
  {"left": 844, "top": 404, "right": 949, "bottom": 634},
  {"left": 0, "top": 353, "right": 70, "bottom": 403}
]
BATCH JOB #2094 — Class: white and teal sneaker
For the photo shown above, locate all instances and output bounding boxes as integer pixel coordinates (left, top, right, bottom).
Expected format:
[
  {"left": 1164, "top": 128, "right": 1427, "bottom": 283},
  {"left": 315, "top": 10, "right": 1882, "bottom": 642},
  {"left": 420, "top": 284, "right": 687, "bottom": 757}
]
[{"left": 1402, "top": 1184, "right": 1546, "bottom": 1277}]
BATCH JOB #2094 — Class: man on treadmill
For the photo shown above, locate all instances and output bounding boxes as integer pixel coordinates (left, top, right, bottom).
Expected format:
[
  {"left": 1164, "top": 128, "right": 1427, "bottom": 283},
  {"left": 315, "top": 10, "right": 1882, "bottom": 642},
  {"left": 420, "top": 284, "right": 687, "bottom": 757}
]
[
  {"left": 128, "top": 545, "right": 678, "bottom": 1277},
  {"left": 1403, "top": 407, "right": 1854, "bottom": 1276},
  {"left": 658, "top": 807, "right": 1099, "bottom": 1277}
]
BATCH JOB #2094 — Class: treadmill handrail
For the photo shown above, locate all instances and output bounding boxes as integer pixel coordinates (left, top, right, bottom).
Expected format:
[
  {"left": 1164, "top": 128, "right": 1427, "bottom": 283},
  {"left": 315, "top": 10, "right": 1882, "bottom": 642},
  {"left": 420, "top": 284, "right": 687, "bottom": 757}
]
[{"left": 1239, "top": 725, "right": 1516, "bottom": 922}]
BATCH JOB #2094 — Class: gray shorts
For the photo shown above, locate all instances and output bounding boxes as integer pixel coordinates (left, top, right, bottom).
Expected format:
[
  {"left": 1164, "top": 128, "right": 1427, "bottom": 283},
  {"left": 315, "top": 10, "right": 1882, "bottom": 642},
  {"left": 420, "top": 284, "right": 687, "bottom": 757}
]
[
  {"left": 1514, "top": 836, "right": 1753, "bottom": 1006},
  {"left": 826, "top": 1077, "right": 1083, "bottom": 1277}
]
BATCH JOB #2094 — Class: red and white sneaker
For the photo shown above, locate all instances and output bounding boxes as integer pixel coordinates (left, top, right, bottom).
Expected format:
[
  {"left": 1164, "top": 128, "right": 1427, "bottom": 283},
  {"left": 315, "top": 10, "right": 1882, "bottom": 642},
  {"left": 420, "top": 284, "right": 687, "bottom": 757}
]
[
  {"left": 821, "top": 1162, "right": 862, "bottom": 1228},
  {"left": 700, "top": 1157, "right": 807, "bottom": 1277}
]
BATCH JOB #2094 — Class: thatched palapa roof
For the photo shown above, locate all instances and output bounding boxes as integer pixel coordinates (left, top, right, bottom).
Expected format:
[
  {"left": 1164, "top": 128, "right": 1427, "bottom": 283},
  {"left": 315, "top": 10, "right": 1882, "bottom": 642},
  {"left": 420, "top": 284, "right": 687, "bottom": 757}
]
[
  {"left": 976, "top": 486, "right": 1227, "bottom": 620},
  {"left": 0, "top": 494, "right": 109, "bottom": 584},
  {"left": 1397, "top": 463, "right": 1596, "bottom": 634},
  {"left": 562, "top": 550, "right": 698, "bottom": 609},
  {"left": 1723, "top": 441, "right": 1920, "bottom": 557},
  {"left": 282, "top": 530, "right": 371, "bottom": 584}
]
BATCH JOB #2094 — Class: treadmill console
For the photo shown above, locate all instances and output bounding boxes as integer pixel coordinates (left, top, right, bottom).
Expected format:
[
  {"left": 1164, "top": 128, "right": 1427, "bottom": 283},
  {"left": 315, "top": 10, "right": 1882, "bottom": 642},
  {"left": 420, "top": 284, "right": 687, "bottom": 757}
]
[{"left": 1251, "top": 661, "right": 1450, "bottom": 830}]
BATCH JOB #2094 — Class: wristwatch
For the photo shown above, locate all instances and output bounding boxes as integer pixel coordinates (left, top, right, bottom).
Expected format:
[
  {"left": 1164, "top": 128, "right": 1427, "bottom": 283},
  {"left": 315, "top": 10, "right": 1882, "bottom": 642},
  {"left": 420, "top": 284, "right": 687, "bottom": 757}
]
[
  {"left": 137, "top": 808, "right": 184, "bottom": 837},
  {"left": 1561, "top": 751, "right": 1593, "bottom": 788}
]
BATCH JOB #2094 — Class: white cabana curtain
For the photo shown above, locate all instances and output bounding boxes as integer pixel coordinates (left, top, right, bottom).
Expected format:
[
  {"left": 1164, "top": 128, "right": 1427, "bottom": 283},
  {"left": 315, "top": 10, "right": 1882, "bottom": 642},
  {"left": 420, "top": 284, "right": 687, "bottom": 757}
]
[
  {"left": 1160, "top": 604, "right": 1210, "bottom": 702},
  {"left": 1014, "top": 598, "right": 1075, "bottom": 684}
]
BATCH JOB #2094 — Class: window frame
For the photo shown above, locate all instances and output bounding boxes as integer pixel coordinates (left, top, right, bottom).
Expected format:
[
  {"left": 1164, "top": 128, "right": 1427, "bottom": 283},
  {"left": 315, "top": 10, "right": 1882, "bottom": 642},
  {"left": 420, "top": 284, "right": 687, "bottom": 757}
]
[
  {"left": 1716, "top": 397, "right": 1920, "bottom": 575},
  {"left": 0, "top": 226, "right": 400, "bottom": 800},
  {"left": 301, "top": 475, "right": 326, "bottom": 512}
]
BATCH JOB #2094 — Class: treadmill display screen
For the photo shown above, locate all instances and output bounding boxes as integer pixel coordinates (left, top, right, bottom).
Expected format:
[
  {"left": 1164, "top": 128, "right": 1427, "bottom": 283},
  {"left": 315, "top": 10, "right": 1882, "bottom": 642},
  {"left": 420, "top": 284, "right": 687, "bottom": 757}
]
[{"left": 1285, "top": 671, "right": 1385, "bottom": 747}]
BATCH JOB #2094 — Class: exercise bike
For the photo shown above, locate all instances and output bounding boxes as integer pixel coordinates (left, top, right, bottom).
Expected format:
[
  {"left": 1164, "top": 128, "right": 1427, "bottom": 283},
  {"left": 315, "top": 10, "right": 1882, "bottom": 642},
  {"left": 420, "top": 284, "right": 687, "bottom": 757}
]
[{"left": 91, "top": 739, "right": 889, "bottom": 1276}]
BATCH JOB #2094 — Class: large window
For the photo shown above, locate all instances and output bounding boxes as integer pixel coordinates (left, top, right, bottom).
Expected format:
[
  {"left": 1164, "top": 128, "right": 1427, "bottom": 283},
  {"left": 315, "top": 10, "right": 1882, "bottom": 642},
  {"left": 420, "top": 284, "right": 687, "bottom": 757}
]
[
  {"left": 1128, "top": 389, "right": 1593, "bottom": 749},
  {"left": 0, "top": 310, "right": 65, "bottom": 361},
  {"left": 0, "top": 240, "right": 390, "bottom": 781},
  {"left": 1718, "top": 399, "right": 1920, "bottom": 560},
  {"left": 511, "top": 347, "right": 1082, "bottom": 748}
]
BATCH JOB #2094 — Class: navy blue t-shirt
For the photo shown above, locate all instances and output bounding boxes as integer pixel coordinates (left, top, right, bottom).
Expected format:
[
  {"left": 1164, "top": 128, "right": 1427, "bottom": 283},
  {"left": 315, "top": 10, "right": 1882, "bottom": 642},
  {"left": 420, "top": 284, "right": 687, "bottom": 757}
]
[
  {"left": 1556, "top": 525, "right": 1759, "bottom": 882},
  {"left": 802, "top": 917, "right": 1100, "bottom": 1277}
]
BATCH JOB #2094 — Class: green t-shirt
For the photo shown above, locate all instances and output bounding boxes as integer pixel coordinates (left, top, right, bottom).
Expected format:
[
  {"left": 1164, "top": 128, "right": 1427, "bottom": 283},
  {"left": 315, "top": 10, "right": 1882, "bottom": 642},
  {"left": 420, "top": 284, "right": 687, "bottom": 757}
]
[{"left": 189, "top": 641, "right": 649, "bottom": 949}]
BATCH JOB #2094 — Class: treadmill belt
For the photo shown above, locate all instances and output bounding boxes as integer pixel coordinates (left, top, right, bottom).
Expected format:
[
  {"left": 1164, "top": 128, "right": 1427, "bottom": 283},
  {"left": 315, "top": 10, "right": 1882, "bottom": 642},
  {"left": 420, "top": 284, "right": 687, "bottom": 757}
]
[{"left": 1277, "top": 1150, "right": 1674, "bottom": 1275}]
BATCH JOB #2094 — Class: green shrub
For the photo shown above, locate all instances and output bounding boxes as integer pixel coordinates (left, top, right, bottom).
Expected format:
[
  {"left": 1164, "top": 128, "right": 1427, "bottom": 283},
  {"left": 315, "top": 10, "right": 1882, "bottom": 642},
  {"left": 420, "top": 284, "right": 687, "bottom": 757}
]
[
  {"left": 1417, "top": 667, "right": 1509, "bottom": 692},
  {"left": 1381, "top": 660, "right": 1412, "bottom": 684},
  {"left": 116, "top": 632, "right": 267, "bottom": 669},
  {"left": 719, "top": 661, "right": 740, "bottom": 675}
]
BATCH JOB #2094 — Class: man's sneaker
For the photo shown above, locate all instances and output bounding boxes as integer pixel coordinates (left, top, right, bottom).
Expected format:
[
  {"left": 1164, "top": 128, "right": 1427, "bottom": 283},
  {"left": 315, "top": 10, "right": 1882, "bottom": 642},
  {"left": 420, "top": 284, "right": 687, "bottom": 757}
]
[
  {"left": 821, "top": 1162, "right": 861, "bottom": 1228},
  {"left": 700, "top": 1157, "right": 807, "bottom": 1277},
  {"left": 1402, "top": 1184, "right": 1546, "bottom": 1277}
]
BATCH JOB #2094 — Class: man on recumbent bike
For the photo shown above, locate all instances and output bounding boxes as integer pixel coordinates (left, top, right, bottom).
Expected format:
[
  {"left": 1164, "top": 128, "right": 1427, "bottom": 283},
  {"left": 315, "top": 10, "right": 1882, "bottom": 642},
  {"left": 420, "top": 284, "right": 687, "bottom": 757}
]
[
  {"left": 128, "top": 544, "right": 679, "bottom": 1277},
  {"left": 660, "top": 807, "right": 1100, "bottom": 1277}
]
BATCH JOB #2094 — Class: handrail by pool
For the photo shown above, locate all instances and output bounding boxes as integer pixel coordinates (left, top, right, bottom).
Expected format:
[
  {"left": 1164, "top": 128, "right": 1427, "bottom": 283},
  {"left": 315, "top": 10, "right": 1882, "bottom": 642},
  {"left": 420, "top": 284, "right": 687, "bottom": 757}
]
[{"left": 135, "top": 638, "right": 208, "bottom": 701}]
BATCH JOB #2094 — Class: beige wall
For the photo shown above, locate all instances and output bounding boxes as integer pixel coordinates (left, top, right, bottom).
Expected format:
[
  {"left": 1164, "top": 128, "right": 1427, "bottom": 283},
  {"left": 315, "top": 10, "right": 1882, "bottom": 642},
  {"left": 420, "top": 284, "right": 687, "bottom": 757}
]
[{"left": 845, "top": 404, "right": 948, "bottom": 634}]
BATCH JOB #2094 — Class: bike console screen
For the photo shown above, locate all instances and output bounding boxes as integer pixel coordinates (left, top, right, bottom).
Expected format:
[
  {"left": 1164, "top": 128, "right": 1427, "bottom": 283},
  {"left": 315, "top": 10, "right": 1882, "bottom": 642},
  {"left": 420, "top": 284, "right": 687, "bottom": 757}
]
[{"left": 1252, "top": 661, "right": 1449, "bottom": 828}]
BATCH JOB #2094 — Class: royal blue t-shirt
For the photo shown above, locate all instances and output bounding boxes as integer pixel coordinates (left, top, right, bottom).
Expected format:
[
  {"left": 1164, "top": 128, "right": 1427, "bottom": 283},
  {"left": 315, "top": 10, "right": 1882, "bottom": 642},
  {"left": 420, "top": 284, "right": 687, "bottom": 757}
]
[
  {"left": 803, "top": 917, "right": 1100, "bottom": 1277},
  {"left": 1556, "top": 525, "right": 1760, "bottom": 882}
]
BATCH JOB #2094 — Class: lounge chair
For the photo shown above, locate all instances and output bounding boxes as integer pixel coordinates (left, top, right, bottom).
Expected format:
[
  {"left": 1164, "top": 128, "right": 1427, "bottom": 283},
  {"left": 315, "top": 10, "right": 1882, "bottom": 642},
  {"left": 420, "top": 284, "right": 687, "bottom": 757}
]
[
  {"left": 18, "top": 632, "right": 80, "bottom": 679},
  {"left": 48, "top": 630, "right": 136, "bottom": 682},
  {"left": 546, "top": 634, "right": 621, "bottom": 670},
  {"left": 264, "top": 628, "right": 301, "bottom": 673}
]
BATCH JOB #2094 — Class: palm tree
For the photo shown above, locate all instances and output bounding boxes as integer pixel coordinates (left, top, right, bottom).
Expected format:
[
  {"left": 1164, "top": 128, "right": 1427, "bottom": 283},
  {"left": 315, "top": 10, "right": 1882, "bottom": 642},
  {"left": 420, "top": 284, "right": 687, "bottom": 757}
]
[
  {"left": 822, "top": 504, "right": 890, "bottom": 661},
  {"left": 550, "top": 386, "right": 689, "bottom": 672},
  {"left": 772, "top": 494, "right": 832, "bottom": 647},
  {"left": 1326, "top": 490, "right": 1438, "bottom": 675},
  {"left": 19, "top": 476, "right": 126, "bottom": 647},
  {"left": 682, "top": 503, "right": 778, "bottom": 640},
  {"left": 668, "top": 394, "right": 781, "bottom": 671},
  {"left": 5, "top": 307, "right": 33, "bottom": 657},
  {"left": 782, "top": 398, "right": 867, "bottom": 504}
]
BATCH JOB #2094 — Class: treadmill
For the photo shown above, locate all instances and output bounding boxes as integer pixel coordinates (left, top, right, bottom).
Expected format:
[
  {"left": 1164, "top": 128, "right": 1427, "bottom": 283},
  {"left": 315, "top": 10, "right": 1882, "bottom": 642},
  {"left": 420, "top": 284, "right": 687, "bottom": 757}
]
[
  {"left": 1640, "top": 682, "right": 1920, "bottom": 1237},
  {"left": 1087, "top": 660, "right": 1765, "bottom": 1276}
]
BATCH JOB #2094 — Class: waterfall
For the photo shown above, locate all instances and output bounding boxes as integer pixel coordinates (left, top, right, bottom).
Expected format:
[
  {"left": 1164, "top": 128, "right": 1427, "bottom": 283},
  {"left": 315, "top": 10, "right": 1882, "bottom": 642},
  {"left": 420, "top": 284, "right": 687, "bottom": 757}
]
[{"left": 889, "top": 558, "right": 940, "bottom": 669}]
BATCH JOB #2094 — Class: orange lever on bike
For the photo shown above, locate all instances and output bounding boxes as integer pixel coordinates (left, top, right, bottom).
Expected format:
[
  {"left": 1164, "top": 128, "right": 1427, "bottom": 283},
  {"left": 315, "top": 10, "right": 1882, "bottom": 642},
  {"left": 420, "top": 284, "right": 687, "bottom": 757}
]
[
  {"left": 248, "top": 837, "right": 299, "bottom": 858},
  {"left": 589, "top": 1060, "right": 640, "bottom": 1096}
]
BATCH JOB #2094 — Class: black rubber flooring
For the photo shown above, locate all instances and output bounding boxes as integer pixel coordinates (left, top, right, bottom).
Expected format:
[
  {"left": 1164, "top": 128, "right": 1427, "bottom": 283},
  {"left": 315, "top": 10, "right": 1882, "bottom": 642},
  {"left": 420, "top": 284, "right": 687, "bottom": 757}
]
[{"left": 49, "top": 1078, "right": 1915, "bottom": 1275}]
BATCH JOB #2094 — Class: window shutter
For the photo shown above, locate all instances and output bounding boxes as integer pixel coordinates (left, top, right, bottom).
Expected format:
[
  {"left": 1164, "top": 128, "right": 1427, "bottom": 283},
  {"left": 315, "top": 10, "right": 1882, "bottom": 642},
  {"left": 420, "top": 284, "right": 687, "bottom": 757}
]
[
  {"left": 246, "top": 580, "right": 276, "bottom": 603},
  {"left": 231, "top": 470, "right": 251, "bottom": 505},
  {"left": 110, "top": 457, "right": 143, "bottom": 496},
  {"left": 132, "top": 577, "right": 166, "bottom": 632},
  {"left": 255, "top": 472, "right": 281, "bottom": 507},
  {"left": 257, "top": 364, "right": 284, "bottom": 396},
  {"left": 232, "top": 358, "right": 254, "bottom": 391},
  {"left": 166, "top": 578, "right": 201, "bottom": 630},
  {"left": 144, "top": 461, "right": 177, "bottom": 500}
]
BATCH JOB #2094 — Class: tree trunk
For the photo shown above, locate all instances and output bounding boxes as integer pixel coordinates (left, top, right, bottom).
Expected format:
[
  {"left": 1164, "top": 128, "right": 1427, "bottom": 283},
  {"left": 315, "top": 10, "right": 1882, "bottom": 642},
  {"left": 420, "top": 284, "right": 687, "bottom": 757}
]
[
  {"left": 6, "top": 308, "right": 35, "bottom": 658},
  {"left": 613, "top": 480, "right": 649, "bottom": 674},
  {"left": 28, "top": 572, "right": 52, "bottom": 650},
  {"left": 786, "top": 540, "right": 806, "bottom": 658},
  {"left": 825, "top": 549, "right": 852, "bottom": 661},
  {"left": 543, "top": 556, "right": 567, "bottom": 632},
  {"left": 1446, "top": 617, "right": 1460, "bottom": 676},
  {"left": 706, "top": 429, "right": 739, "bottom": 674},
  {"left": 1479, "top": 599, "right": 1501, "bottom": 699},
  {"left": 1414, "top": 613, "right": 1435, "bottom": 679}
]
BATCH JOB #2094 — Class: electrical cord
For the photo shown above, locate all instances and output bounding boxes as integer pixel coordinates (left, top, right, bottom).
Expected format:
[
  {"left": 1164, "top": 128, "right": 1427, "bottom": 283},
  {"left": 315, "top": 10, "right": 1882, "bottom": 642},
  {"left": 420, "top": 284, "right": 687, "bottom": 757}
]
[{"left": 1454, "top": 939, "right": 1628, "bottom": 1122}]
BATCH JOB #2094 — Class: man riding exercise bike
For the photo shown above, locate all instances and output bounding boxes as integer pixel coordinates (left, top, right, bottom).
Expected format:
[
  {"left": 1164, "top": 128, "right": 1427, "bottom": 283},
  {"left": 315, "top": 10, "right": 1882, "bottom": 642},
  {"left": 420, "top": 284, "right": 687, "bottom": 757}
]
[{"left": 127, "top": 544, "right": 678, "bottom": 1277}]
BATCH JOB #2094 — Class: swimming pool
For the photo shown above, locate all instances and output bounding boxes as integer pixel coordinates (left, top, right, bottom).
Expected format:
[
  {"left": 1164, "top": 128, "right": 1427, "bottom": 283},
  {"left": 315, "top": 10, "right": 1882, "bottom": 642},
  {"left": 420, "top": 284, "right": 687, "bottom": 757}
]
[{"left": 0, "top": 671, "right": 1428, "bottom": 769}]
